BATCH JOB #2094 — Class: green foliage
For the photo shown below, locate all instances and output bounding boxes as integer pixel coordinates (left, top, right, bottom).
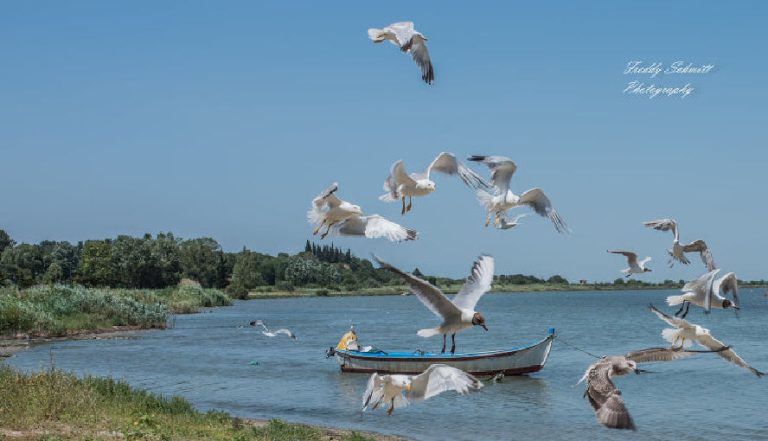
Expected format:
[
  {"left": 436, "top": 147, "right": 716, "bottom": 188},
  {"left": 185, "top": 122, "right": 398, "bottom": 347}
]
[
  {"left": 613, "top": 278, "right": 626, "bottom": 285},
  {"left": 179, "top": 238, "right": 230, "bottom": 288},
  {"left": 546, "top": 275, "right": 569, "bottom": 284},
  {"left": 227, "top": 251, "right": 266, "bottom": 298}
]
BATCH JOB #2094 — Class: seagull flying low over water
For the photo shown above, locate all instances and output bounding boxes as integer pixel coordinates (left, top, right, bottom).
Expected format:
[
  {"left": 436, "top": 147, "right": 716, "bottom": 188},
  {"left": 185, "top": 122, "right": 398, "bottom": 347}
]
[
  {"left": 649, "top": 304, "right": 763, "bottom": 377},
  {"left": 380, "top": 152, "right": 488, "bottom": 215},
  {"left": 643, "top": 218, "right": 716, "bottom": 271},
  {"left": 666, "top": 269, "right": 739, "bottom": 318},
  {"left": 309, "top": 183, "right": 417, "bottom": 242},
  {"left": 374, "top": 255, "right": 493, "bottom": 354},
  {"left": 362, "top": 364, "right": 482, "bottom": 415},
  {"left": 250, "top": 320, "right": 297, "bottom": 340},
  {"left": 579, "top": 347, "right": 699, "bottom": 430},
  {"left": 368, "top": 21, "right": 434, "bottom": 84},
  {"left": 607, "top": 250, "right": 652, "bottom": 278},
  {"left": 467, "top": 155, "right": 568, "bottom": 233}
]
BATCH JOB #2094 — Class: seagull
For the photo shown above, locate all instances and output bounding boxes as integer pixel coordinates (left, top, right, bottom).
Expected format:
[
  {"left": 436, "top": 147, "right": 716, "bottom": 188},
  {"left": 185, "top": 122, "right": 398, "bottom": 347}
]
[
  {"left": 578, "top": 347, "right": 697, "bottom": 431},
  {"left": 368, "top": 21, "right": 434, "bottom": 84},
  {"left": 607, "top": 250, "right": 652, "bottom": 278},
  {"left": 362, "top": 364, "right": 483, "bottom": 415},
  {"left": 467, "top": 155, "right": 568, "bottom": 233},
  {"left": 649, "top": 304, "right": 764, "bottom": 377},
  {"left": 309, "top": 183, "right": 417, "bottom": 241},
  {"left": 380, "top": 152, "right": 488, "bottom": 215},
  {"left": 667, "top": 269, "right": 738, "bottom": 317},
  {"left": 498, "top": 213, "right": 530, "bottom": 230},
  {"left": 374, "top": 255, "right": 493, "bottom": 354},
  {"left": 643, "top": 218, "right": 716, "bottom": 270},
  {"left": 249, "top": 320, "right": 297, "bottom": 340},
  {"left": 712, "top": 271, "right": 739, "bottom": 313}
]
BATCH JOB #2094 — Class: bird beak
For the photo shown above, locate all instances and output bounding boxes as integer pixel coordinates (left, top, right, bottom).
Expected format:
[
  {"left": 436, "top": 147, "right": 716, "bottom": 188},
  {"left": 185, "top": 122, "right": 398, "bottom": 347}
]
[
  {"left": 481, "top": 324, "right": 488, "bottom": 331},
  {"left": 733, "top": 305, "right": 741, "bottom": 310}
]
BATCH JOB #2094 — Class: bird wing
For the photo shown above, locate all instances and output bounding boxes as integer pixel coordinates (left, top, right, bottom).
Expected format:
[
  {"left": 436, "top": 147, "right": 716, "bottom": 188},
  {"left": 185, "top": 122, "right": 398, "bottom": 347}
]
[
  {"left": 336, "top": 215, "right": 417, "bottom": 242},
  {"left": 713, "top": 272, "right": 739, "bottom": 309},
  {"left": 451, "top": 255, "right": 494, "bottom": 311},
  {"left": 624, "top": 347, "right": 697, "bottom": 363},
  {"left": 374, "top": 257, "right": 462, "bottom": 320},
  {"left": 362, "top": 373, "right": 385, "bottom": 410},
  {"left": 682, "top": 239, "right": 716, "bottom": 271},
  {"left": 683, "top": 269, "right": 720, "bottom": 313},
  {"left": 648, "top": 304, "right": 691, "bottom": 329},
  {"left": 407, "top": 34, "right": 434, "bottom": 84},
  {"left": 419, "top": 152, "right": 488, "bottom": 190},
  {"left": 518, "top": 188, "right": 569, "bottom": 233},
  {"left": 383, "top": 21, "right": 416, "bottom": 47},
  {"left": 407, "top": 364, "right": 483, "bottom": 401},
  {"left": 274, "top": 329, "right": 296, "bottom": 339},
  {"left": 584, "top": 361, "right": 635, "bottom": 430},
  {"left": 390, "top": 160, "right": 417, "bottom": 187},
  {"left": 466, "top": 155, "right": 517, "bottom": 195},
  {"left": 608, "top": 250, "right": 638, "bottom": 267},
  {"left": 643, "top": 218, "right": 678, "bottom": 239},
  {"left": 695, "top": 332, "right": 764, "bottom": 377}
]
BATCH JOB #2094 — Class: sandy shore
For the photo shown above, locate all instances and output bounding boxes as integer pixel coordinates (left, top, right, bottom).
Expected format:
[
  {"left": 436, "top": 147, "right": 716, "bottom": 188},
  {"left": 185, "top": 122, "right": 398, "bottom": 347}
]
[{"left": 0, "top": 325, "right": 156, "bottom": 358}]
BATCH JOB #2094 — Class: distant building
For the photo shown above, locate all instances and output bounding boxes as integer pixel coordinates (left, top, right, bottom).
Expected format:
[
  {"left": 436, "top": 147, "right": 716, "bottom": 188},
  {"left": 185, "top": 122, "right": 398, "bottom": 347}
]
[{"left": 579, "top": 279, "right": 588, "bottom": 285}]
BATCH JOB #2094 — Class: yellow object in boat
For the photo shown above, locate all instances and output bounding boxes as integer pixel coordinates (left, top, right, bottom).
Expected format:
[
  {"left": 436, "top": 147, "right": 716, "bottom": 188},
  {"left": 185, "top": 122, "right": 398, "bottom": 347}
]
[{"left": 336, "top": 329, "right": 358, "bottom": 350}]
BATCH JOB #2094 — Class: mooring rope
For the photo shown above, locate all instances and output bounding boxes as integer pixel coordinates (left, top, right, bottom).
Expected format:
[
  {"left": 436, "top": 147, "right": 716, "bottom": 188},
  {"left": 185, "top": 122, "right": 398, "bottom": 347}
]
[{"left": 556, "top": 337, "right": 603, "bottom": 360}]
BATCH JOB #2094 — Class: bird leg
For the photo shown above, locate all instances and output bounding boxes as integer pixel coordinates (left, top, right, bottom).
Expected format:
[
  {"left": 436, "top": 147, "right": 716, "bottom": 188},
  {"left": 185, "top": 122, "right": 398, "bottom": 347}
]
[
  {"left": 387, "top": 397, "right": 395, "bottom": 416},
  {"left": 407, "top": 196, "right": 412, "bottom": 212},
  {"left": 484, "top": 212, "right": 491, "bottom": 227},
  {"left": 441, "top": 334, "right": 446, "bottom": 354},
  {"left": 320, "top": 221, "right": 337, "bottom": 239},
  {"left": 674, "top": 301, "right": 687, "bottom": 317},
  {"left": 450, "top": 334, "right": 456, "bottom": 354},
  {"left": 401, "top": 196, "right": 407, "bottom": 215},
  {"left": 680, "top": 302, "right": 691, "bottom": 319},
  {"left": 493, "top": 212, "right": 502, "bottom": 227},
  {"left": 312, "top": 219, "right": 326, "bottom": 235}
]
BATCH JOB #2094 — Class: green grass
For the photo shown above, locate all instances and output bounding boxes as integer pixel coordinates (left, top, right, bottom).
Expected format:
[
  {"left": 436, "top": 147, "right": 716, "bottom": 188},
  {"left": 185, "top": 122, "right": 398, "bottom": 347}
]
[
  {"left": 0, "top": 283, "right": 232, "bottom": 337},
  {"left": 0, "top": 365, "right": 379, "bottom": 441}
]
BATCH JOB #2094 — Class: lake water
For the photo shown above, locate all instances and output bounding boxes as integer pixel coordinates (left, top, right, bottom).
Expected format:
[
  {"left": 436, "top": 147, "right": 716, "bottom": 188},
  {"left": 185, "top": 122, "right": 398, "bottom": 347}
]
[{"left": 6, "top": 290, "right": 768, "bottom": 440}]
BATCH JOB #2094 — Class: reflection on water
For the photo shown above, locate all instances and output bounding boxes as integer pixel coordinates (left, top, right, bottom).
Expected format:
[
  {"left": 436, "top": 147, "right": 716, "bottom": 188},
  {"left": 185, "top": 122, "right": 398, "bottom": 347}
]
[{"left": 6, "top": 290, "right": 768, "bottom": 441}]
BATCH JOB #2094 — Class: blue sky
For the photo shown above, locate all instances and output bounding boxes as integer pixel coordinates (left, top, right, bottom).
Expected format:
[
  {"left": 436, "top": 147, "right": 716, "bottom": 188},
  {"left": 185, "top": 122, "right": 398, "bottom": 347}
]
[{"left": 1, "top": 1, "right": 766, "bottom": 282}]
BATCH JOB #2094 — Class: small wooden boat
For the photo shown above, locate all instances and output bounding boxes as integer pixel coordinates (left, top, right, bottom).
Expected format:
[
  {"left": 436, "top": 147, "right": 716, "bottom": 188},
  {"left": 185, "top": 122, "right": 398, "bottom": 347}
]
[{"left": 331, "top": 328, "right": 555, "bottom": 376}]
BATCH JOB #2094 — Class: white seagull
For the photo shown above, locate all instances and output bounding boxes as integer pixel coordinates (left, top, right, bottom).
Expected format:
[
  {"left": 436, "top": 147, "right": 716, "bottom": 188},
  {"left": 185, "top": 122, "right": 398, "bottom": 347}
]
[
  {"left": 607, "top": 250, "right": 652, "bottom": 278},
  {"left": 368, "top": 21, "right": 434, "bottom": 84},
  {"left": 579, "top": 348, "right": 698, "bottom": 430},
  {"left": 309, "top": 183, "right": 417, "bottom": 241},
  {"left": 498, "top": 213, "right": 530, "bottom": 230},
  {"left": 374, "top": 255, "right": 493, "bottom": 354},
  {"left": 362, "top": 364, "right": 482, "bottom": 415},
  {"left": 250, "top": 320, "right": 297, "bottom": 340},
  {"left": 643, "top": 218, "right": 716, "bottom": 270},
  {"left": 649, "top": 305, "right": 763, "bottom": 377},
  {"left": 467, "top": 155, "right": 568, "bottom": 233},
  {"left": 380, "top": 152, "right": 488, "bottom": 215},
  {"left": 666, "top": 269, "right": 738, "bottom": 318}
]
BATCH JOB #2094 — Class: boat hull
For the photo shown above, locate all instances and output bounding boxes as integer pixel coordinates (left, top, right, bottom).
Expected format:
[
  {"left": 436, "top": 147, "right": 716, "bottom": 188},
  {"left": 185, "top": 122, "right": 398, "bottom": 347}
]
[{"left": 334, "top": 329, "right": 555, "bottom": 376}]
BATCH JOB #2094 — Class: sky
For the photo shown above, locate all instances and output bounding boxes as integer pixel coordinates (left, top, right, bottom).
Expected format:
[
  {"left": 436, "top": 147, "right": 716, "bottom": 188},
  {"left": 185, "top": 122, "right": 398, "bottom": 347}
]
[{"left": 1, "top": 1, "right": 766, "bottom": 282}]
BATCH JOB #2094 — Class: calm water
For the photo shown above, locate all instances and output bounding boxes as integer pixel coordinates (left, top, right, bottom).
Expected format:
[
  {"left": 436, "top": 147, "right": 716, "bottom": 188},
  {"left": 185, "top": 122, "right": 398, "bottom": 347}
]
[{"left": 6, "top": 290, "right": 768, "bottom": 440}]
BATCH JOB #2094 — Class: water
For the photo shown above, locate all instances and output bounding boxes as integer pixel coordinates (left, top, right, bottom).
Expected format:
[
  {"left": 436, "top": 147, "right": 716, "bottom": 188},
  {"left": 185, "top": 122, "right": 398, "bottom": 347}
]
[{"left": 6, "top": 290, "right": 768, "bottom": 440}]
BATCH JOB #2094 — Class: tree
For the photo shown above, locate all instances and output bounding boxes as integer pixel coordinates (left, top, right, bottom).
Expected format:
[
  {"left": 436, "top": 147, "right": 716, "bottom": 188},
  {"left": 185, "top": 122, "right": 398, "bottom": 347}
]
[
  {"left": 547, "top": 275, "right": 569, "bottom": 285},
  {"left": 0, "top": 243, "right": 46, "bottom": 287},
  {"left": 227, "top": 251, "right": 266, "bottom": 298},
  {"left": 0, "top": 229, "right": 13, "bottom": 255},
  {"left": 77, "top": 240, "right": 116, "bottom": 286},
  {"left": 613, "top": 278, "right": 625, "bottom": 285},
  {"left": 179, "top": 238, "right": 226, "bottom": 288},
  {"left": 43, "top": 262, "right": 64, "bottom": 284}
]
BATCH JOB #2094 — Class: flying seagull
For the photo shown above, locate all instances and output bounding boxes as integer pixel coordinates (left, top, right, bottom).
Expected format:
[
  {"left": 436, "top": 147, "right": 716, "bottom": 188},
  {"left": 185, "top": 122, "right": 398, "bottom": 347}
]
[
  {"left": 250, "top": 320, "right": 297, "bottom": 340},
  {"left": 579, "top": 347, "right": 698, "bottom": 431},
  {"left": 498, "top": 213, "right": 530, "bottom": 230},
  {"left": 380, "top": 152, "right": 488, "bottom": 215},
  {"left": 643, "top": 219, "right": 716, "bottom": 270},
  {"left": 607, "top": 250, "right": 652, "bottom": 278},
  {"left": 368, "top": 21, "right": 434, "bottom": 84},
  {"left": 649, "top": 304, "right": 763, "bottom": 377},
  {"left": 362, "top": 364, "right": 482, "bottom": 415},
  {"left": 667, "top": 269, "right": 738, "bottom": 318},
  {"left": 374, "top": 255, "right": 493, "bottom": 354},
  {"left": 467, "top": 155, "right": 568, "bottom": 233},
  {"left": 309, "top": 183, "right": 417, "bottom": 241}
]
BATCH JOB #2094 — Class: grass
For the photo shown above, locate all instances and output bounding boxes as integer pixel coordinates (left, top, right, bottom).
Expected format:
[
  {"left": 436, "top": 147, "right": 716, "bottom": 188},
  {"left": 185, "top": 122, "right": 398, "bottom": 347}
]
[
  {"left": 0, "top": 365, "right": 380, "bottom": 441},
  {"left": 0, "top": 282, "right": 232, "bottom": 338}
]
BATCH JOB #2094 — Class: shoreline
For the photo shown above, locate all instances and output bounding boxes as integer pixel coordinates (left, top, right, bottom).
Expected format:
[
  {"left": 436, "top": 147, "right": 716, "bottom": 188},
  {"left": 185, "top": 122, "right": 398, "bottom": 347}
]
[{"left": 0, "top": 325, "right": 161, "bottom": 358}]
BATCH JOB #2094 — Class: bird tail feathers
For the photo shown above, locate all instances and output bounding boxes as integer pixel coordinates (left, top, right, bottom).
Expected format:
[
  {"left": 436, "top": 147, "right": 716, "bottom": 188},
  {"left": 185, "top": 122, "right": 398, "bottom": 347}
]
[
  {"left": 367, "top": 28, "right": 386, "bottom": 42},
  {"left": 666, "top": 295, "right": 685, "bottom": 306},
  {"left": 475, "top": 189, "right": 494, "bottom": 210},
  {"left": 661, "top": 328, "right": 679, "bottom": 344},
  {"left": 417, "top": 328, "right": 440, "bottom": 338}
]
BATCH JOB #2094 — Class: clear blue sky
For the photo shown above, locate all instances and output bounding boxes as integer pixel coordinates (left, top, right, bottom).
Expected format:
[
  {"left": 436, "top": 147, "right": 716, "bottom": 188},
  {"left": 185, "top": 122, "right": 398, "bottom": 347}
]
[{"left": 1, "top": 1, "right": 766, "bottom": 282}]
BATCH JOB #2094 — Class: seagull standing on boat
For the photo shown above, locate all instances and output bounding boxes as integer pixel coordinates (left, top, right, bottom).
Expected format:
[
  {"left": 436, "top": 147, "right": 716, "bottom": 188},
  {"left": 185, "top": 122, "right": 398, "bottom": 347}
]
[
  {"left": 607, "top": 250, "right": 652, "bottom": 278},
  {"left": 362, "top": 364, "right": 483, "bottom": 415},
  {"left": 648, "top": 305, "right": 763, "bottom": 377},
  {"left": 579, "top": 347, "right": 698, "bottom": 430},
  {"left": 368, "top": 21, "right": 434, "bottom": 84},
  {"left": 667, "top": 269, "right": 738, "bottom": 317},
  {"left": 374, "top": 255, "right": 493, "bottom": 354},
  {"left": 380, "top": 152, "right": 488, "bottom": 215},
  {"left": 643, "top": 218, "right": 716, "bottom": 270},
  {"left": 467, "top": 155, "right": 568, "bottom": 233},
  {"left": 250, "top": 320, "right": 297, "bottom": 340},
  {"left": 309, "top": 183, "right": 417, "bottom": 241}
]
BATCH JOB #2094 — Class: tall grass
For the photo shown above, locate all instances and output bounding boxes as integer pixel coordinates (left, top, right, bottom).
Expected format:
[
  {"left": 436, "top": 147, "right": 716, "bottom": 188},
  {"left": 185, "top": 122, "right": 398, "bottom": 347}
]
[{"left": 0, "top": 365, "right": 378, "bottom": 441}]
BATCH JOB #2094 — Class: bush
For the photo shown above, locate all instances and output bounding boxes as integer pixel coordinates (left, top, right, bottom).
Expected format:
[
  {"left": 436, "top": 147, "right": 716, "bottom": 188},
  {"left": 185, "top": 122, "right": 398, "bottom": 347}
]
[{"left": 315, "top": 289, "right": 329, "bottom": 297}]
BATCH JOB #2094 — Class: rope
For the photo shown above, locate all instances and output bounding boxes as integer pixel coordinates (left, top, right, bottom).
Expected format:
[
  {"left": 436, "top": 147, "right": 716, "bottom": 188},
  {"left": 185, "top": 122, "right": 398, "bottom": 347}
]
[{"left": 556, "top": 337, "right": 603, "bottom": 360}]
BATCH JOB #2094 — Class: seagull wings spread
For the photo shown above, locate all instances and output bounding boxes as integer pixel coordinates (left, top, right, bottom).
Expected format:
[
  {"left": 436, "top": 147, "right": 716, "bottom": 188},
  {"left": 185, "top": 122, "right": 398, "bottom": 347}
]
[
  {"left": 682, "top": 239, "right": 716, "bottom": 271},
  {"left": 407, "top": 364, "right": 483, "bottom": 401},
  {"left": 451, "top": 256, "right": 494, "bottom": 311},
  {"left": 467, "top": 155, "right": 517, "bottom": 195},
  {"left": 519, "top": 188, "right": 569, "bottom": 233},
  {"left": 335, "top": 215, "right": 417, "bottom": 242}
]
